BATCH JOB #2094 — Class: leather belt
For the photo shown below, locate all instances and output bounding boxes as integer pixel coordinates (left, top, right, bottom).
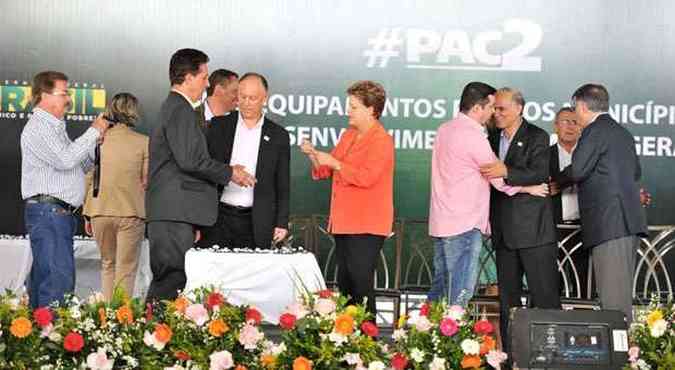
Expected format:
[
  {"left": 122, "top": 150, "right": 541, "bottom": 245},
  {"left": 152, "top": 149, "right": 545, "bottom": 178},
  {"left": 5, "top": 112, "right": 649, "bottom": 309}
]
[
  {"left": 26, "top": 194, "right": 77, "bottom": 213},
  {"left": 220, "top": 202, "right": 252, "bottom": 215}
]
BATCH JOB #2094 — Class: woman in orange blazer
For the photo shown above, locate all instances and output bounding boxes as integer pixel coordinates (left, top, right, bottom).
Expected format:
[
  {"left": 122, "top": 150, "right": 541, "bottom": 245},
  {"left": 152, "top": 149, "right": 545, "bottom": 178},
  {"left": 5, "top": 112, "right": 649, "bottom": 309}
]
[{"left": 301, "top": 81, "right": 394, "bottom": 315}]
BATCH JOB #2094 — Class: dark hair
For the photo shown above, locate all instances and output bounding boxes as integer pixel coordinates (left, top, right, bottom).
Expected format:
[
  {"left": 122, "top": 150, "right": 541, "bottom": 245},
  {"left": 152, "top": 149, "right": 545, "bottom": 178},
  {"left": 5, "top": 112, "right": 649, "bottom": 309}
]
[
  {"left": 346, "top": 80, "right": 386, "bottom": 119},
  {"left": 459, "top": 82, "right": 496, "bottom": 113},
  {"left": 207, "top": 69, "right": 239, "bottom": 96},
  {"left": 104, "top": 93, "right": 139, "bottom": 126},
  {"left": 239, "top": 72, "right": 269, "bottom": 92},
  {"left": 572, "top": 83, "right": 609, "bottom": 112},
  {"left": 169, "top": 48, "right": 209, "bottom": 86},
  {"left": 31, "top": 71, "right": 68, "bottom": 106},
  {"left": 555, "top": 106, "right": 575, "bottom": 120}
]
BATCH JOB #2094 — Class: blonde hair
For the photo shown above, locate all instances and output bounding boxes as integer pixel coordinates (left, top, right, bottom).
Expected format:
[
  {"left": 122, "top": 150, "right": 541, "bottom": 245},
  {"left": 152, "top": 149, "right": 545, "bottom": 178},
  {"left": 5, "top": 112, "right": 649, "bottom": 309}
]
[{"left": 104, "top": 93, "right": 139, "bottom": 126}]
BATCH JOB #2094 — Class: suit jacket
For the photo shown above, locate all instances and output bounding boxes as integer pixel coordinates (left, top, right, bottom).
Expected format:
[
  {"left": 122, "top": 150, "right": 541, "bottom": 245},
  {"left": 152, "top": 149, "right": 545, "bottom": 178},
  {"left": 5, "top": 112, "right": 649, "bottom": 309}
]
[
  {"left": 207, "top": 112, "right": 291, "bottom": 247},
  {"left": 489, "top": 119, "right": 556, "bottom": 249},
  {"left": 561, "top": 113, "right": 647, "bottom": 248},
  {"left": 146, "top": 92, "right": 232, "bottom": 226},
  {"left": 83, "top": 125, "right": 149, "bottom": 219}
]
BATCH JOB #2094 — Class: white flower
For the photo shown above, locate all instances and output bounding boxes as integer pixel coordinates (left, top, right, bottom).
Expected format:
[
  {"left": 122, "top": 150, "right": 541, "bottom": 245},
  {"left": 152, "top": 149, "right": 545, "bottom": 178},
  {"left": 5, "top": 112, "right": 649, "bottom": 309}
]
[
  {"left": 328, "top": 331, "right": 347, "bottom": 346},
  {"left": 446, "top": 305, "right": 465, "bottom": 321},
  {"left": 634, "top": 359, "right": 652, "bottom": 370},
  {"left": 650, "top": 319, "right": 668, "bottom": 337},
  {"left": 48, "top": 331, "right": 62, "bottom": 343},
  {"left": 209, "top": 350, "right": 234, "bottom": 370},
  {"left": 143, "top": 331, "right": 166, "bottom": 351},
  {"left": 70, "top": 306, "right": 82, "bottom": 319},
  {"left": 429, "top": 356, "right": 446, "bottom": 370},
  {"left": 411, "top": 348, "right": 425, "bottom": 363},
  {"left": 461, "top": 339, "right": 481, "bottom": 355},
  {"left": 8, "top": 297, "right": 20, "bottom": 310},
  {"left": 88, "top": 292, "right": 105, "bottom": 305},
  {"left": 368, "top": 361, "right": 386, "bottom": 370},
  {"left": 40, "top": 323, "right": 54, "bottom": 337},
  {"left": 344, "top": 353, "right": 362, "bottom": 366},
  {"left": 392, "top": 328, "right": 408, "bottom": 341},
  {"left": 86, "top": 348, "right": 114, "bottom": 370},
  {"left": 272, "top": 342, "right": 286, "bottom": 355}
]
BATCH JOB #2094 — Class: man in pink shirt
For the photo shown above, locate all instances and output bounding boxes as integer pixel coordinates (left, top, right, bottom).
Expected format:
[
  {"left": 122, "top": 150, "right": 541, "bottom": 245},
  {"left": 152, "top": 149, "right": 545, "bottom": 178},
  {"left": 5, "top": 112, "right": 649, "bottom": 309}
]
[{"left": 428, "top": 82, "right": 547, "bottom": 306}]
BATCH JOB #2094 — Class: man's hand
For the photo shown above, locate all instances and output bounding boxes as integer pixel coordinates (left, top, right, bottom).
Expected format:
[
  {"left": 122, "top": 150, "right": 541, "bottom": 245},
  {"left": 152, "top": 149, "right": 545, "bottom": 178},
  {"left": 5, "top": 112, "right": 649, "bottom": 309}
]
[
  {"left": 523, "top": 183, "right": 549, "bottom": 197},
  {"left": 549, "top": 179, "right": 561, "bottom": 196},
  {"left": 640, "top": 187, "right": 652, "bottom": 207},
  {"left": 231, "top": 164, "right": 256, "bottom": 187},
  {"left": 194, "top": 229, "right": 201, "bottom": 243},
  {"left": 479, "top": 160, "right": 508, "bottom": 179},
  {"left": 273, "top": 227, "right": 288, "bottom": 243},
  {"left": 91, "top": 113, "right": 110, "bottom": 138},
  {"left": 314, "top": 151, "right": 341, "bottom": 170}
]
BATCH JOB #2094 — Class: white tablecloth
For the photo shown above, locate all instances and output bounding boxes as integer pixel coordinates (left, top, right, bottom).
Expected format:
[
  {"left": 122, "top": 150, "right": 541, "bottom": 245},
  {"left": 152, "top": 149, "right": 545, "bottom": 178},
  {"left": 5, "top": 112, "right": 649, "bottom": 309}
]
[
  {"left": 0, "top": 237, "right": 152, "bottom": 299},
  {"left": 184, "top": 249, "right": 326, "bottom": 324}
]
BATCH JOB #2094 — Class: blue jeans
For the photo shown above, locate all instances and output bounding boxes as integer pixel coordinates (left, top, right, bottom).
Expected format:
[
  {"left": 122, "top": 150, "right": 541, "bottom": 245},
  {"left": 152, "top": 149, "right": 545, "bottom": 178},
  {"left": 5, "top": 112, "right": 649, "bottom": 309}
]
[
  {"left": 24, "top": 202, "right": 77, "bottom": 308},
  {"left": 427, "top": 228, "right": 483, "bottom": 307}
]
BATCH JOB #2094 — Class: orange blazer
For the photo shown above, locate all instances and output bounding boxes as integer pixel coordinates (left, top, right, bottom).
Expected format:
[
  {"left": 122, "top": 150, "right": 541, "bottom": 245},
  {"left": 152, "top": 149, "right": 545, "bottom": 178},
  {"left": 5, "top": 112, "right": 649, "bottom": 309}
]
[{"left": 312, "top": 123, "right": 394, "bottom": 236}]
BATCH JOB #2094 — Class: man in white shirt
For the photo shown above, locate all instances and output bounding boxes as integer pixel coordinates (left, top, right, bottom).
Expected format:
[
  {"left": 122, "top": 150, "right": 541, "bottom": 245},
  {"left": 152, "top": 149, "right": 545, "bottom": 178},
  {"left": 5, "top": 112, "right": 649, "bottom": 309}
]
[{"left": 202, "top": 73, "right": 291, "bottom": 249}]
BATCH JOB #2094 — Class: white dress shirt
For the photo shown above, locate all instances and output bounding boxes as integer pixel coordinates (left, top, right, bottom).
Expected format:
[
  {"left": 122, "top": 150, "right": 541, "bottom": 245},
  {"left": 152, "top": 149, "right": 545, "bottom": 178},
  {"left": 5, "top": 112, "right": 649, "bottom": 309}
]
[
  {"left": 220, "top": 114, "right": 264, "bottom": 207},
  {"left": 557, "top": 143, "right": 580, "bottom": 221}
]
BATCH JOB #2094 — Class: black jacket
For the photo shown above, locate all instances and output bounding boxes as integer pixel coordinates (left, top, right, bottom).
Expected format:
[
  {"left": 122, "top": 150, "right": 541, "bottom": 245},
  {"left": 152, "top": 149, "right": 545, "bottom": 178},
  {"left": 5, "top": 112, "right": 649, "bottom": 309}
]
[
  {"left": 146, "top": 92, "right": 232, "bottom": 226},
  {"left": 561, "top": 113, "right": 647, "bottom": 248},
  {"left": 207, "top": 112, "right": 290, "bottom": 247},
  {"left": 489, "top": 119, "right": 556, "bottom": 249}
]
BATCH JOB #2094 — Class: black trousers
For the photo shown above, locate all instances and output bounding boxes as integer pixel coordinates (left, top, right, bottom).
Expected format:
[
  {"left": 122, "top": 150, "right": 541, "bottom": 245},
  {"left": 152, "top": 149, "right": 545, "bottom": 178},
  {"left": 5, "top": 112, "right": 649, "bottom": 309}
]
[
  {"left": 334, "top": 234, "right": 384, "bottom": 316},
  {"left": 146, "top": 221, "right": 195, "bottom": 302},
  {"left": 197, "top": 203, "right": 256, "bottom": 249},
  {"left": 495, "top": 236, "right": 561, "bottom": 354}
]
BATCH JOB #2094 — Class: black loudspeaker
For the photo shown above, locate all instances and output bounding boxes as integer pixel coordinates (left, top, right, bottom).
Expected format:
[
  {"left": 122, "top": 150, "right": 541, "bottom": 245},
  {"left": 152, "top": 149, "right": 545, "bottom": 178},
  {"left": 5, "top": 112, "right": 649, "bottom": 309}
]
[{"left": 510, "top": 308, "right": 629, "bottom": 370}]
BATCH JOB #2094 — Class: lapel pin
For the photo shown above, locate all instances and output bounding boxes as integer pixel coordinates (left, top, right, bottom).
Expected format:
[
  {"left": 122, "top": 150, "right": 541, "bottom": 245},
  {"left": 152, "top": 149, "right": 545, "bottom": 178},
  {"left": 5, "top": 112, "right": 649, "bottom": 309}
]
[
  {"left": 263, "top": 135, "right": 270, "bottom": 142},
  {"left": 517, "top": 141, "right": 523, "bottom": 147}
]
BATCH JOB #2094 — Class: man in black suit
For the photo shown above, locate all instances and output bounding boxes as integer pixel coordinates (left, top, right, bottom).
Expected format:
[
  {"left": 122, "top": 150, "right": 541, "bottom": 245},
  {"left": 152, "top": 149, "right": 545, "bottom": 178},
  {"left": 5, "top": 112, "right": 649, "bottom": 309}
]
[
  {"left": 145, "top": 49, "right": 255, "bottom": 302},
  {"left": 549, "top": 107, "right": 591, "bottom": 298},
  {"left": 480, "top": 87, "right": 560, "bottom": 355},
  {"left": 201, "top": 72, "right": 290, "bottom": 249},
  {"left": 561, "top": 84, "right": 647, "bottom": 323}
]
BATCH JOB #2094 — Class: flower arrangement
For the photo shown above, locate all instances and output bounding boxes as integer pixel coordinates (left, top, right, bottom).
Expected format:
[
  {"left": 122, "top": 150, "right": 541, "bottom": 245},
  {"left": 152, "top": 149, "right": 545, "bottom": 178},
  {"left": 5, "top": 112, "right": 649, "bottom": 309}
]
[
  {"left": 389, "top": 300, "right": 507, "bottom": 370},
  {"left": 269, "top": 289, "right": 388, "bottom": 370},
  {"left": 624, "top": 300, "right": 675, "bottom": 370}
]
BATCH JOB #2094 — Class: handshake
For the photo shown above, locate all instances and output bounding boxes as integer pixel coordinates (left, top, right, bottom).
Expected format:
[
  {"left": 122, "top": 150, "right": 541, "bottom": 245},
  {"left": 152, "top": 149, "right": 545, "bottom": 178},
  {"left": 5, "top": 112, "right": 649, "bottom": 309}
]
[{"left": 230, "top": 164, "right": 256, "bottom": 187}]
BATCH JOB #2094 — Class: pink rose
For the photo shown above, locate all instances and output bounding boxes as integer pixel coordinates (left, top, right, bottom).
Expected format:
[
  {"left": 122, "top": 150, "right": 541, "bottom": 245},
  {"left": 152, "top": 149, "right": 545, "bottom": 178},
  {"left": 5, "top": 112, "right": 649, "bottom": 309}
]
[
  {"left": 86, "top": 348, "right": 114, "bottom": 370},
  {"left": 185, "top": 304, "right": 208, "bottom": 326},
  {"left": 238, "top": 323, "right": 264, "bottom": 349},
  {"left": 314, "top": 298, "right": 336, "bottom": 316},
  {"left": 447, "top": 305, "right": 466, "bottom": 321},
  {"left": 286, "top": 302, "right": 309, "bottom": 319},
  {"left": 628, "top": 346, "right": 640, "bottom": 363},
  {"left": 486, "top": 350, "right": 508, "bottom": 370},
  {"left": 414, "top": 315, "right": 432, "bottom": 332},
  {"left": 440, "top": 318, "right": 458, "bottom": 336},
  {"left": 209, "top": 350, "right": 234, "bottom": 370}
]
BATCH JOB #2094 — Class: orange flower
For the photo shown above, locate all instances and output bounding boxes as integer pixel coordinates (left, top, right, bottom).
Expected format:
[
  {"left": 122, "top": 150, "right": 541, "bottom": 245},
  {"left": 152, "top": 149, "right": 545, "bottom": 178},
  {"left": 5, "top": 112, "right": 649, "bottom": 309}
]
[
  {"left": 334, "top": 314, "right": 354, "bottom": 335},
  {"left": 174, "top": 296, "right": 189, "bottom": 314},
  {"left": 98, "top": 307, "right": 107, "bottom": 328},
  {"left": 261, "top": 354, "right": 276, "bottom": 368},
  {"left": 116, "top": 305, "right": 134, "bottom": 325},
  {"left": 10, "top": 317, "right": 32, "bottom": 338},
  {"left": 154, "top": 323, "right": 173, "bottom": 343},
  {"left": 461, "top": 355, "right": 482, "bottom": 369},
  {"left": 293, "top": 356, "right": 312, "bottom": 370},
  {"left": 234, "top": 366, "right": 247, "bottom": 370},
  {"left": 480, "top": 335, "right": 496, "bottom": 355},
  {"left": 208, "top": 319, "right": 230, "bottom": 337}
]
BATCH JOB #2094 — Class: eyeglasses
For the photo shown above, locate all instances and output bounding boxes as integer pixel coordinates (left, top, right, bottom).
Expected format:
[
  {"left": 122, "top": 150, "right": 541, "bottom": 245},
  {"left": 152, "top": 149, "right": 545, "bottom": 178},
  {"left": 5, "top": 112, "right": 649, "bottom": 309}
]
[{"left": 47, "top": 91, "right": 70, "bottom": 97}]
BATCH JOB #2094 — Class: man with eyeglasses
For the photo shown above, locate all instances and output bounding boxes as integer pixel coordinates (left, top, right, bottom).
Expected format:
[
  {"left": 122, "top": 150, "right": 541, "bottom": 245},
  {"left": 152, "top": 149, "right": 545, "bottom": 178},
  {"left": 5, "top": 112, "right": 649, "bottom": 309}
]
[{"left": 21, "top": 70, "right": 110, "bottom": 308}]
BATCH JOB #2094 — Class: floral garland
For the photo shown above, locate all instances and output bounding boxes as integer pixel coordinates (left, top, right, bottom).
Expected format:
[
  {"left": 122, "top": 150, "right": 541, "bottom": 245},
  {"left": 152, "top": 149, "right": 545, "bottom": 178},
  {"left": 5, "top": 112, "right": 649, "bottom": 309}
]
[{"left": 625, "top": 300, "right": 675, "bottom": 370}]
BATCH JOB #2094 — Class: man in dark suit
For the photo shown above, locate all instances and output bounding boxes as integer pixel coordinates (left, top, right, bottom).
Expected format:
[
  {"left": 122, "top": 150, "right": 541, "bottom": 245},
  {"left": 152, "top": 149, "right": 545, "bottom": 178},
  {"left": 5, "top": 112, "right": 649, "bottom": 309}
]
[
  {"left": 561, "top": 83, "right": 647, "bottom": 323},
  {"left": 201, "top": 72, "right": 290, "bottom": 249},
  {"left": 480, "top": 87, "right": 560, "bottom": 355},
  {"left": 145, "top": 49, "right": 255, "bottom": 302},
  {"left": 549, "top": 107, "right": 591, "bottom": 299}
]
